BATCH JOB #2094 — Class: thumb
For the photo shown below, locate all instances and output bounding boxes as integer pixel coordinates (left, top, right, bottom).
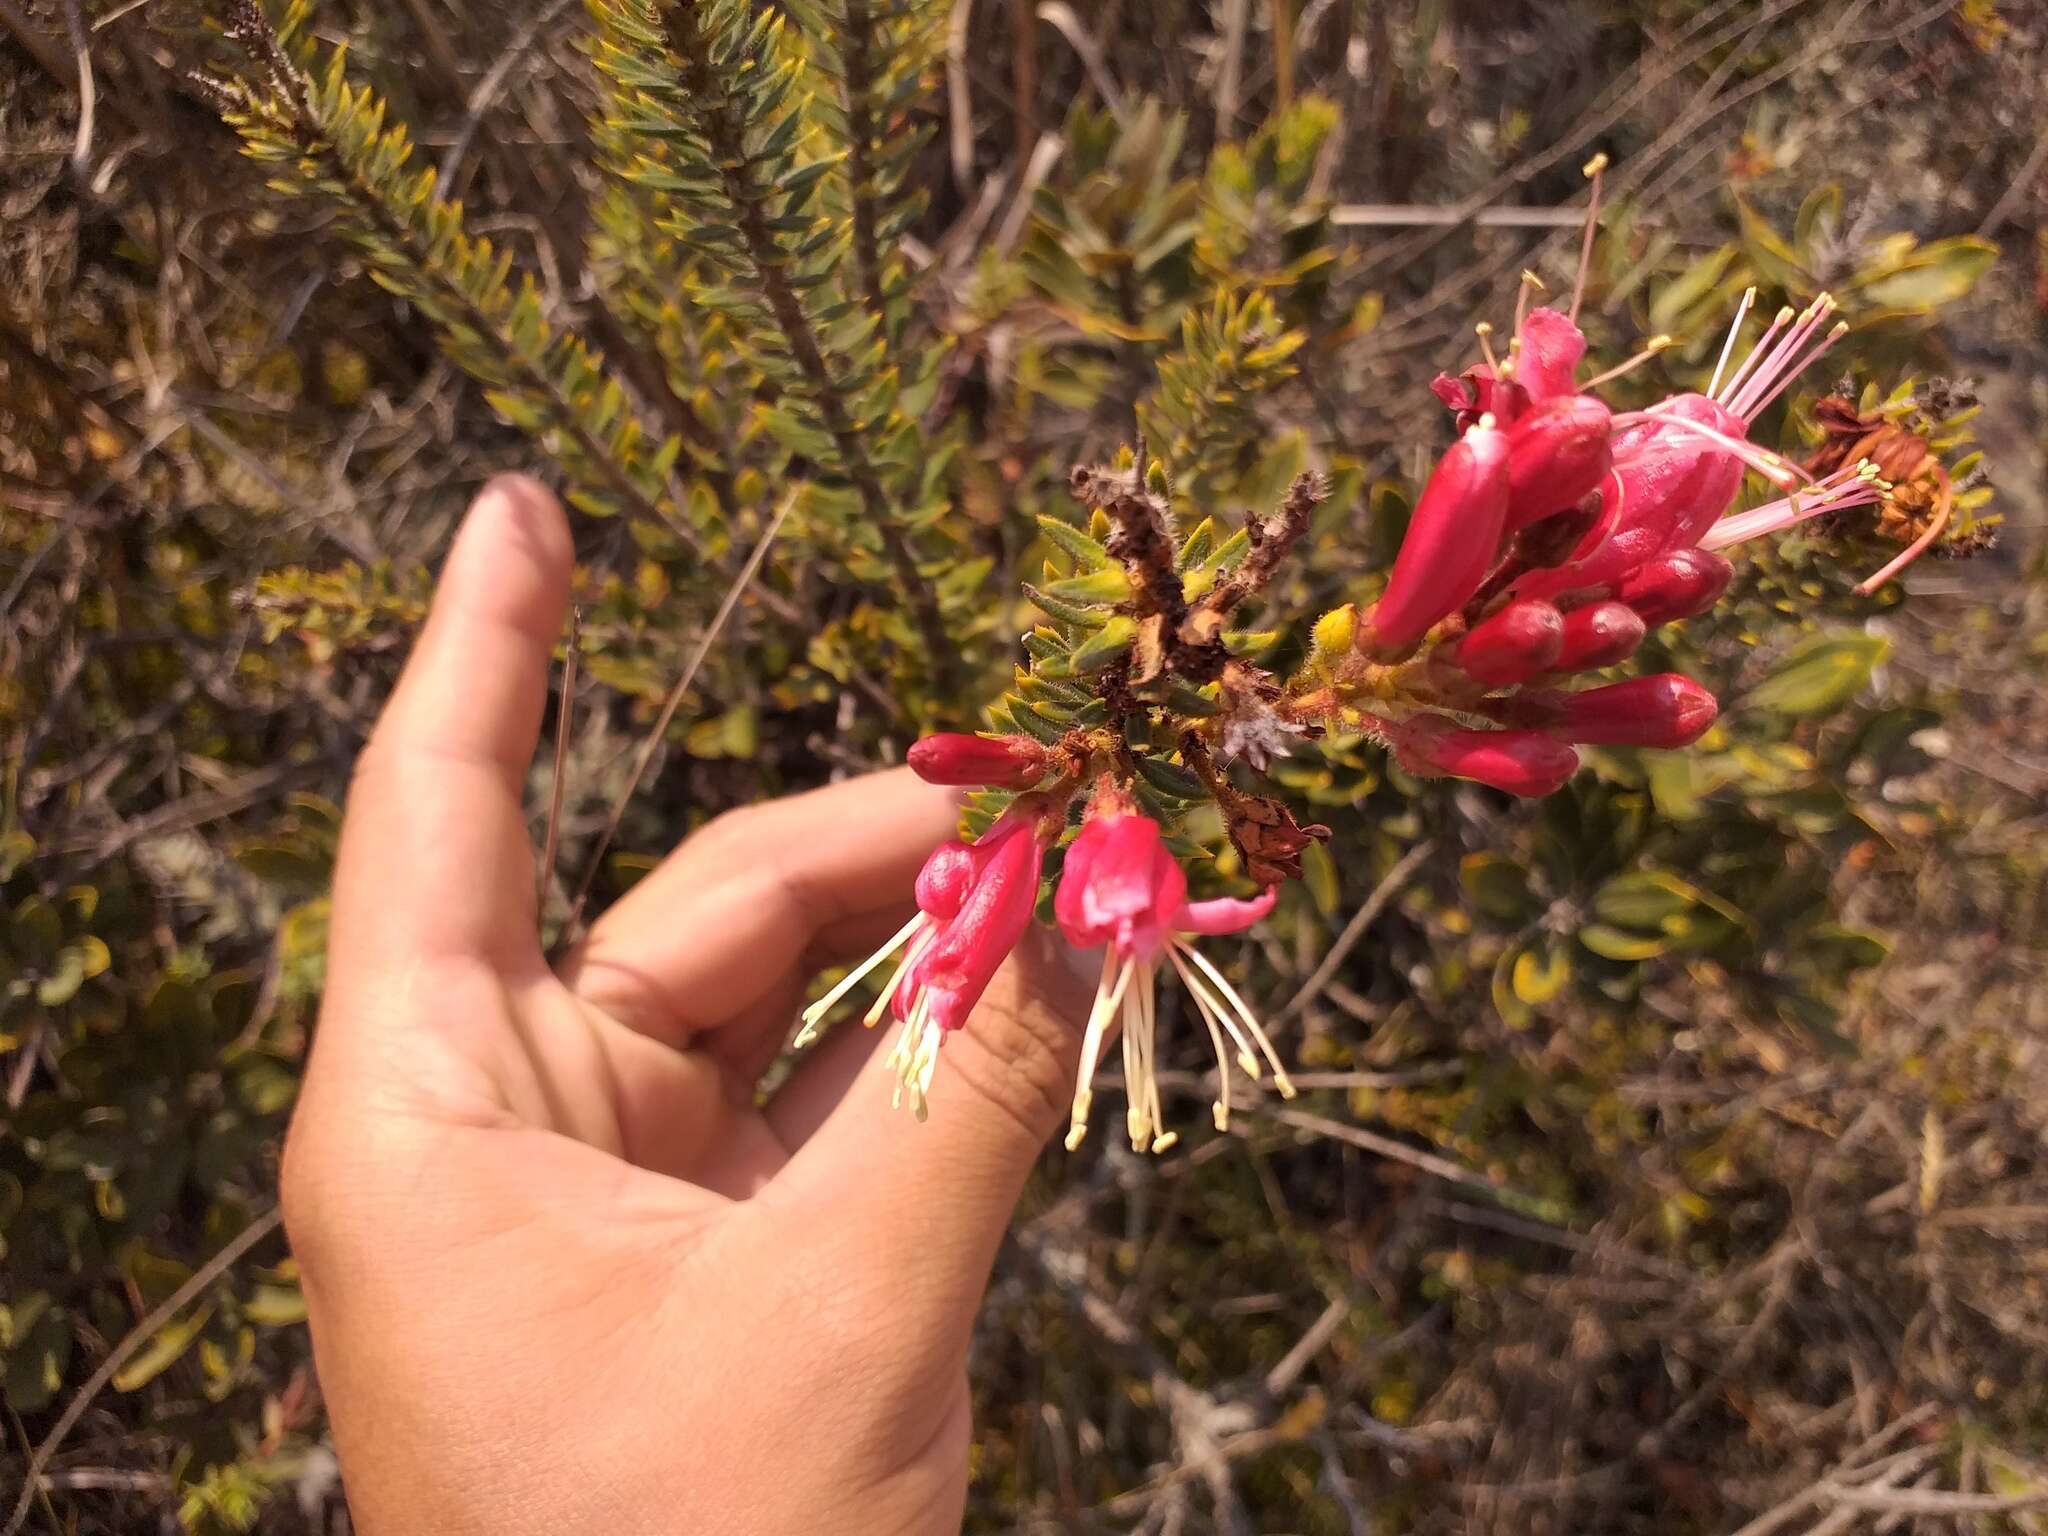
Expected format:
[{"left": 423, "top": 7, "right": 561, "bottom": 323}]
[{"left": 776, "top": 923, "right": 1094, "bottom": 1357}]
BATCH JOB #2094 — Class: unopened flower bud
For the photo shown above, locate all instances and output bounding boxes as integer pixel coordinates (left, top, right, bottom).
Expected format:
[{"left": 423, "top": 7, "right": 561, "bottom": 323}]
[
  {"left": 1361, "top": 420, "right": 1512, "bottom": 658},
  {"left": 1553, "top": 601, "right": 1646, "bottom": 672},
  {"left": 1504, "top": 395, "right": 1613, "bottom": 530},
  {"left": 1499, "top": 674, "right": 1719, "bottom": 748},
  {"left": 1389, "top": 713, "right": 1580, "bottom": 797},
  {"left": 1616, "top": 547, "right": 1734, "bottom": 627},
  {"left": 1449, "top": 598, "right": 1565, "bottom": 687},
  {"left": 1311, "top": 603, "right": 1356, "bottom": 659},
  {"left": 907, "top": 732, "right": 1050, "bottom": 788},
  {"left": 1516, "top": 308, "right": 1588, "bottom": 400}
]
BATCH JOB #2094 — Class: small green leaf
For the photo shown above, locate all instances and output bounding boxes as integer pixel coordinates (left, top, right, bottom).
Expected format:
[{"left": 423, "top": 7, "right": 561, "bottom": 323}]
[
  {"left": 1134, "top": 755, "right": 1204, "bottom": 800},
  {"left": 1036, "top": 515, "right": 1113, "bottom": 572},
  {"left": 1512, "top": 940, "right": 1572, "bottom": 1005},
  {"left": 1591, "top": 871, "right": 1698, "bottom": 930},
  {"left": 1578, "top": 923, "right": 1668, "bottom": 961},
  {"left": 113, "top": 1302, "right": 215, "bottom": 1393},
  {"left": 1748, "top": 632, "right": 1889, "bottom": 716},
  {"left": 1854, "top": 236, "right": 1997, "bottom": 310},
  {"left": 1460, "top": 853, "right": 1536, "bottom": 923},
  {"left": 1069, "top": 616, "right": 1137, "bottom": 673},
  {"left": 1021, "top": 583, "right": 1111, "bottom": 629},
  {"left": 1040, "top": 568, "right": 1134, "bottom": 605}
]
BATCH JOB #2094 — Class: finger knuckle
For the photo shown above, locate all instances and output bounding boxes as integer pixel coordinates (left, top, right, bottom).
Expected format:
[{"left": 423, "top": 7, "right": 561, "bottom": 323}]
[{"left": 936, "top": 970, "right": 1082, "bottom": 1148}]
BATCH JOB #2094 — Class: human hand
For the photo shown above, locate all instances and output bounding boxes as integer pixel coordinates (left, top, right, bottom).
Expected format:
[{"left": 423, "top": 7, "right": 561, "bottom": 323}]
[{"left": 282, "top": 476, "right": 1091, "bottom": 1534}]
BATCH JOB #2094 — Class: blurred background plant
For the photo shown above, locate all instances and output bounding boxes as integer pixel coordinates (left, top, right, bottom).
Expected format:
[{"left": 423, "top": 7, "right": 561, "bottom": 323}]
[{"left": 3, "top": 0, "right": 2046, "bottom": 1531}]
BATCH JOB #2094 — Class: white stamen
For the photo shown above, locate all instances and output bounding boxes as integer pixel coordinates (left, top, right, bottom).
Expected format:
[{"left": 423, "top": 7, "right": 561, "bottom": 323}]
[
  {"left": 862, "top": 923, "right": 936, "bottom": 1029},
  {"left": 884, "top": 990, "right": 943, "bottom": 1121},
  {"left": 1706, "top": 286, "right": 1757, "bottom": 399},
  {"left": 1174, "top": 941, "right": 1296, "bottom": 1097},
  {"left": 1172, "top": 948, "right": 1262, "bottom": 1082},
  {"left": 1713, "top": 304, "right": 1794, "bottom": 409},
  {"left": 796, "top": 910, "right": 930, "bottom": 1046},
  {"left": 1065, "top": 952, "right": 1135, "bottom": 1151}
]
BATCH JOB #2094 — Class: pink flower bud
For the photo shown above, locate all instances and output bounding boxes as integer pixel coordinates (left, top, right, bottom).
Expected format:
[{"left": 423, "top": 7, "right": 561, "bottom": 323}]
[
  {"left": 905, "top": 815, "right": 1047, "bottom": 1034},
  {"left": 1500, "top": 674, "right": 1719, "bottom": 748},
  {"left": 1516, "top": 308, "right": 1588, "bottom": 401},
  {"left": 1363, "top": 420, "right": 1512, "bottom": 657},
  {"left": 1504, "top": 394, "right": 1613, "bottom": 530},
  {"left": 1553, "top": 601, "right": 1645, "bottom": 672},
  {"left": 1389, "top": 713, "right": 1580, "bottom": 797},
  {"left": 907, "top": 732, "right": 1050, "bottom": 788},
  {"left": 1616, "top": 547, "right": 1734, "bottom": 627},
  {"left": 1449, "top": 598, "right": 1565, "bottom": 687}
]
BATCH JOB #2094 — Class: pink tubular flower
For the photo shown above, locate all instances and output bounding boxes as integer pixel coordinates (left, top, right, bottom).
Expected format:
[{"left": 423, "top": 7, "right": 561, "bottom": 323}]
[
  {"left": 1504, "top": 394, "right": 1614, "bottom": 531},
  {"left": 907, "top": 731, "right": 1050, "bottom": 788},
  {"left": 795, "top": 806, "right": 1053, "bottom": 1118},
  {"left": 1363, "top": 417, "right": 1512, "bottom": 657},
  {"left": 1450, "top": 598, "right": 1565, "bottom": 687},
  {"left": 1054, "top": 808, "right": 1282, "bottom": 1153},
  {"left": 1498, "top": 674, "right": 1719, "bottom": 748},
  {"left": 1507, "top": 292, "right": 1854, "bottom": 605},
  {"left": 1617, "top": 547, "right": 1734, "bottom": 626},
  {"left": 1387, "top": 713, "right": 1580, "bottom": 797},
  {"left": 1553, "top": 601, "right": 1646, "bottom": 672}
]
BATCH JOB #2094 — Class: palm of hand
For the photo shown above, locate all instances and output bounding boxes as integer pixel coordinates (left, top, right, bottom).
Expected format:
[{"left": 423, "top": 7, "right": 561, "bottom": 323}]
[{"left": 285, "top": 477, "right": 1088, "bottom": 1535}]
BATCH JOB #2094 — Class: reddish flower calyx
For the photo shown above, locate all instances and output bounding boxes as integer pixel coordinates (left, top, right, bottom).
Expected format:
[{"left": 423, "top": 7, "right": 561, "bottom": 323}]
[
  {"left": 1362, "top": 418, "right": 1512, "bottom": 658},
  {"left": 1504, "top": 394, "right": 1614, "bottom": 531},
  {"left": 1617, "top": 548, "right": 1734, "bottom": 627},
  {"left": 1387, "top": 713, "right": 1581, "bottom": 797},
  {"left": 907, "top": 732, "right": 1050, "bottom": 788},
  {"left": 1054, "top": 809, "right": 1283, "bottom": 1152},
  {"left": 1552, "top": 601, "right": 1646, "bottom": 672},
  {"left": 1449, "top": 598, "right": 1565, "bottom": 688},
  {"left": 1498, "top": 674, "right": 1719, "bottom": 748}
]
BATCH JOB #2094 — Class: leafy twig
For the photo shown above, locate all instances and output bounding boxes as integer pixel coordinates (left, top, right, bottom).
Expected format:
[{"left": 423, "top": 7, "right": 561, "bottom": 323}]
[
  {"left": 561, "top": 495, "right": 795, "bottom": 940},
  {"left": 3, "top": 1208, "right": 284, "bottom": 1536}
]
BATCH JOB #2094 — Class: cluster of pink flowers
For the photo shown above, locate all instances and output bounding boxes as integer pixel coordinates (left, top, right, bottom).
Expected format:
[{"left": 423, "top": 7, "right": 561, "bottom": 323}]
[
  {"left": 1370, "top": 284, "right": 1883, "bottom": 797},
  {"left": 797, "top": 741, "right": 1286, "bottom": 1149},
  {"left": 794, "top": 229, "right": 1895, "bottom": 1142}
]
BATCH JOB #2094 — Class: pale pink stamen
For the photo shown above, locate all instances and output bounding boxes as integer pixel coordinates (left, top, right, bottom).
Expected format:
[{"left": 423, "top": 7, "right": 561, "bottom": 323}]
[
  {"left": 1712, "top": 303, "right": 1794, "bottom": 410},
  {"left": 1734, "top": 320, "right": 1850, "bottom": 423},
  {"left": 1569, "top": 153, "right": 1608, "bottom": 325},
  {"left": 1697, "top": 461, "right": 1888, "bottom": 550},
  {"left": 1725, "top": 294, "right": 1837, "bottom": 422}
]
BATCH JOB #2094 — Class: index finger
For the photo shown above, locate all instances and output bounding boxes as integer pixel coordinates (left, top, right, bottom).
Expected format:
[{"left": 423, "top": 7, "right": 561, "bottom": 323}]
[
  {"left": 560, "top": 769, "right": 960, "bottom": 1055},
  {"left": 328, "top": 475, "right": 573, "bottom": 976}
]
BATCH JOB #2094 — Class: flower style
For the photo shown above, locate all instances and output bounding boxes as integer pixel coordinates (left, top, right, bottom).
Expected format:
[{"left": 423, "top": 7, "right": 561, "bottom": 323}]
[
  {"left": 795, "top": 803, "right": 1055, "bottom": 1118},
  {"left": 1053, "top": 791, "right": 1281, "bottom": 1154}
]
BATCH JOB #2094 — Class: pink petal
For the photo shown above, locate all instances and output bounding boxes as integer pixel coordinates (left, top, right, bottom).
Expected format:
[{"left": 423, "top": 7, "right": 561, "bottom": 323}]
[{"left": 1174, "top": 887, "right": 1278, "bottom": 937}]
